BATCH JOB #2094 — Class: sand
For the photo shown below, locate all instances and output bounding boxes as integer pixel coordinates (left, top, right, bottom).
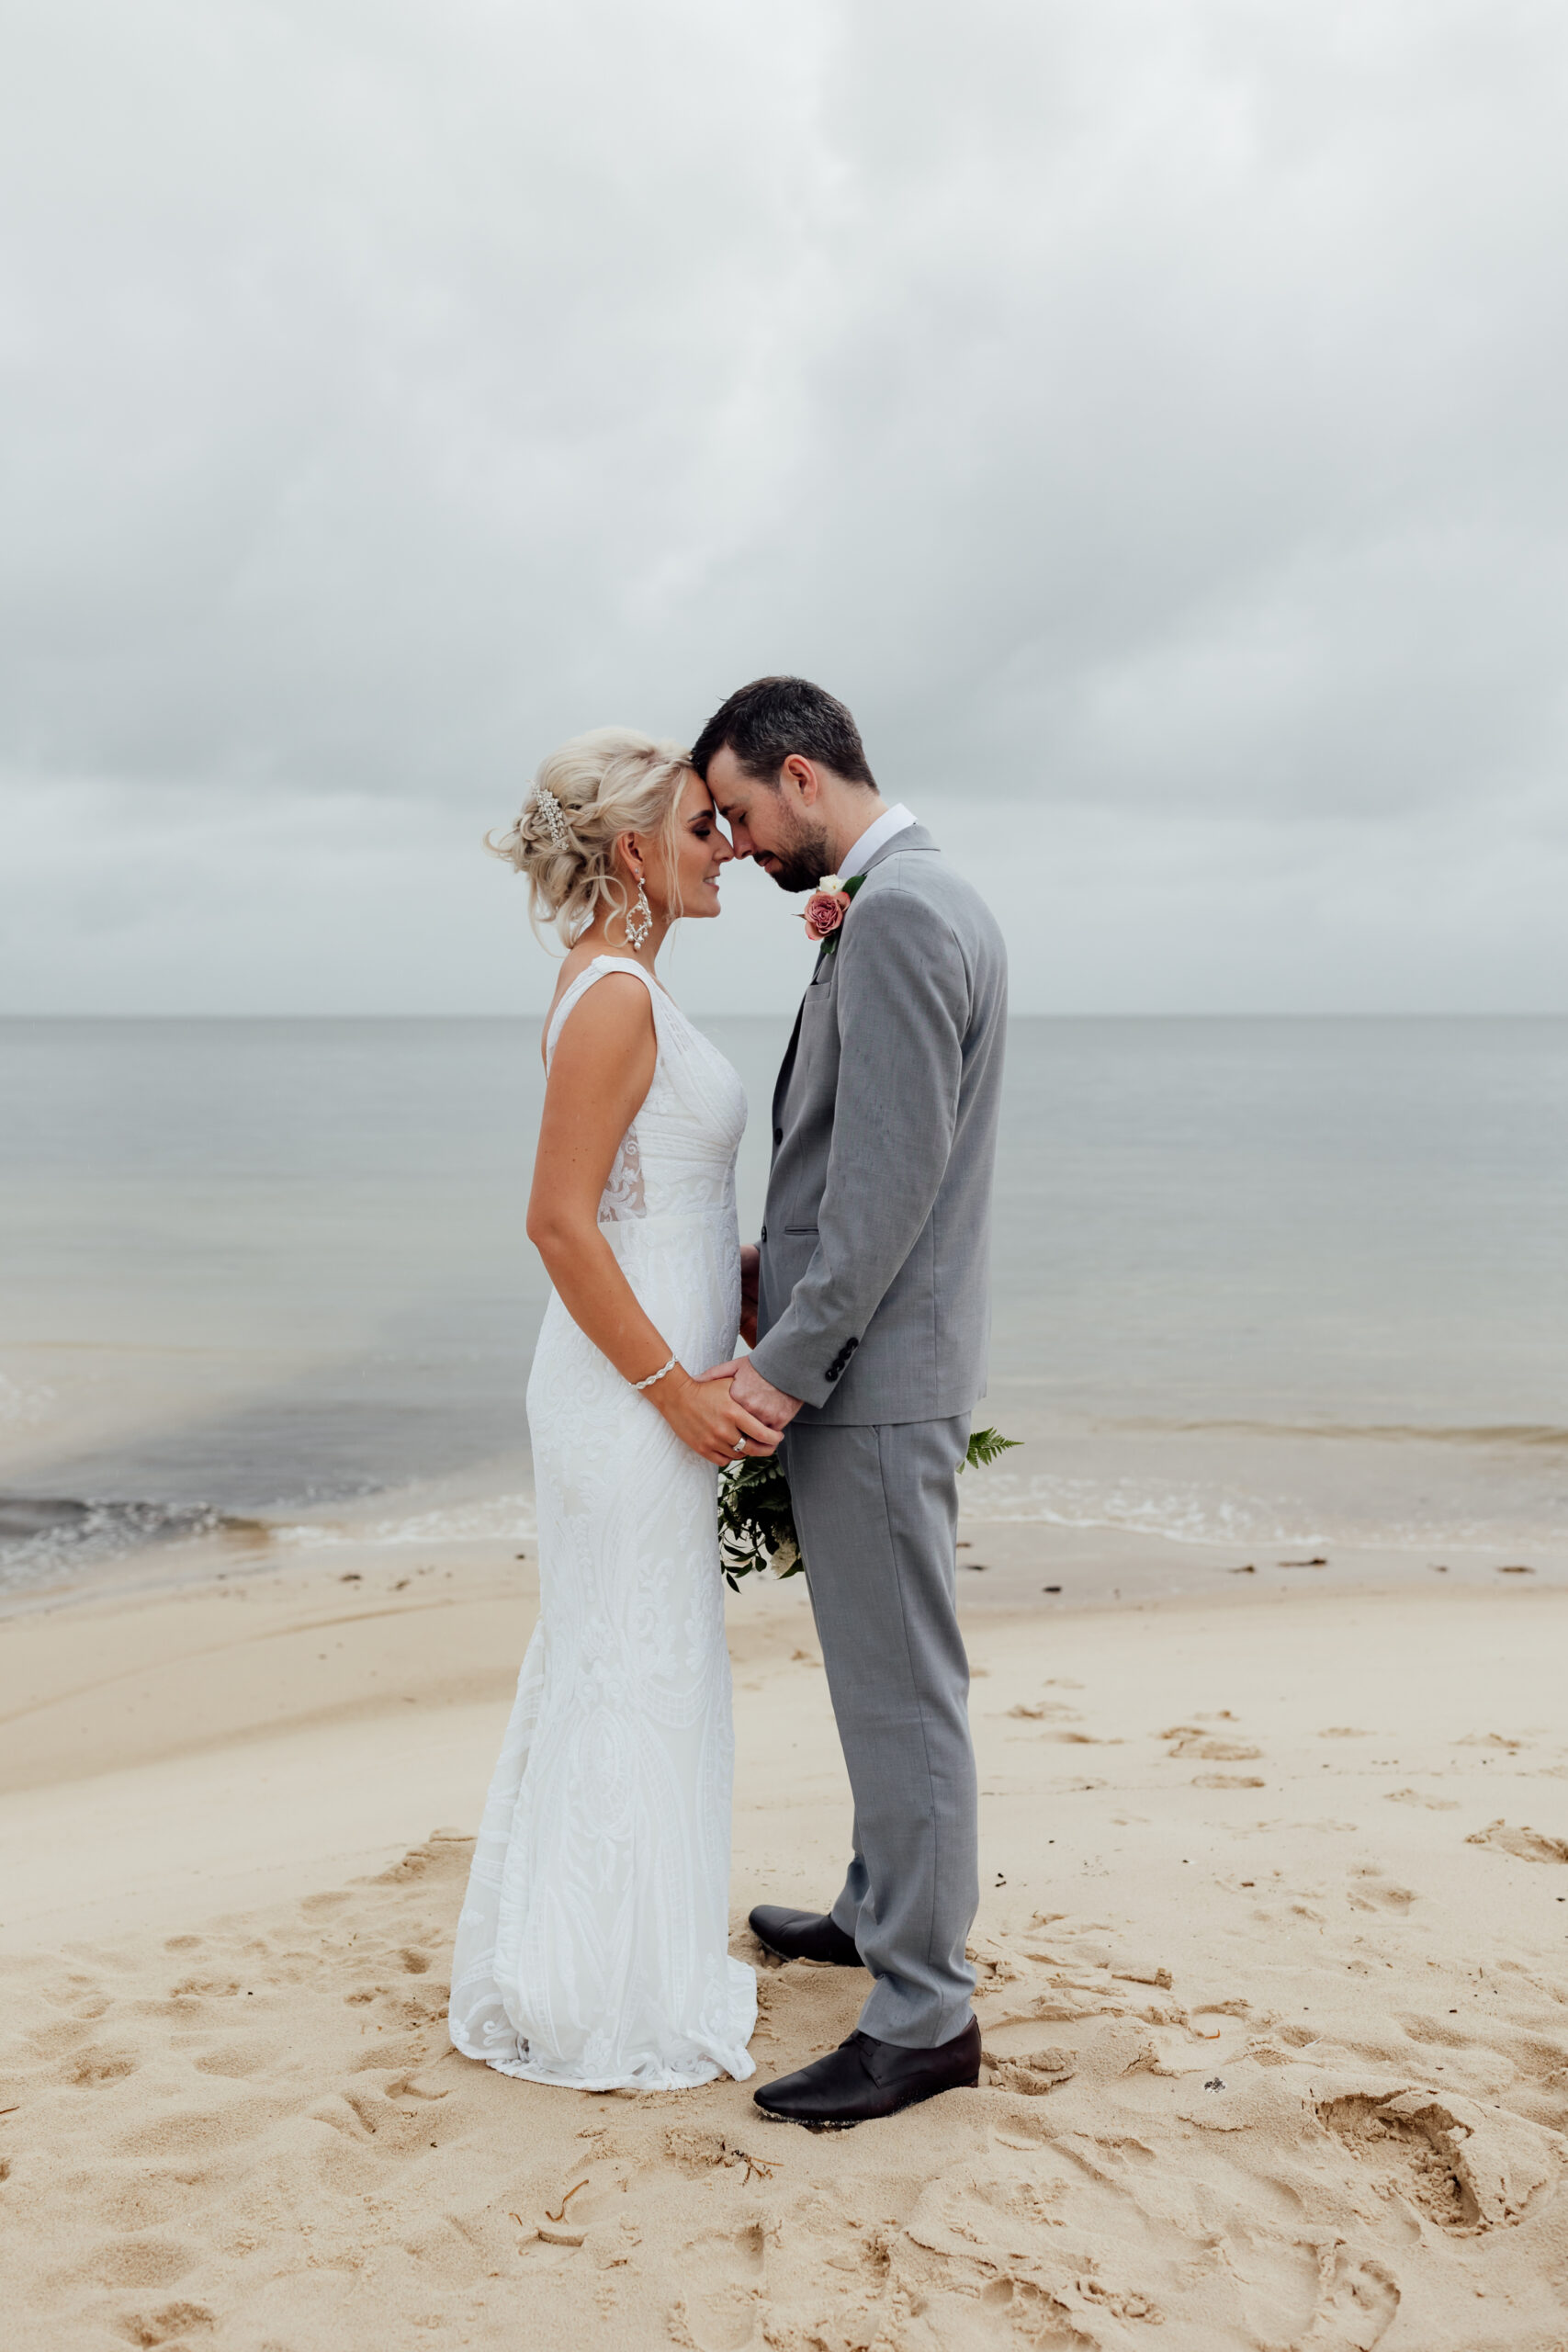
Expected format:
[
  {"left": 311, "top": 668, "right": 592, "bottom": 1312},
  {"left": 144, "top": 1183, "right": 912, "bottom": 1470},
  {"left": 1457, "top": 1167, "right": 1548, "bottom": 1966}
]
[{"left": 3, "top": 1534, "right": 1568, "bottom": 2351}]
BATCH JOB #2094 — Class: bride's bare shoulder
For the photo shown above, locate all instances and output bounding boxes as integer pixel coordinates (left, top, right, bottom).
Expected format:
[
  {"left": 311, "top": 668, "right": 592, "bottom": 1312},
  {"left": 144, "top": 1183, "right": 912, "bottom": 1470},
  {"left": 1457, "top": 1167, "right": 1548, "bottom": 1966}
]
[
  {"left": 542, "top": 941, "right": 600, "bottom": 1033},
  {"left": 543, "top": 957, "right": 657, "bottom": 1076}
]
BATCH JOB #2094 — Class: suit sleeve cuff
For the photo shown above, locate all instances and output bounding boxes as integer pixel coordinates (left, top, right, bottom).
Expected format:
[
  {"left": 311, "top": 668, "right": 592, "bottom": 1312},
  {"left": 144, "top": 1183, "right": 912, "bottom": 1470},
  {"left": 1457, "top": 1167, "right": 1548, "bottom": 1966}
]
[{"left": 748, "top": 1327, "right": 839, "bottom": 1411}]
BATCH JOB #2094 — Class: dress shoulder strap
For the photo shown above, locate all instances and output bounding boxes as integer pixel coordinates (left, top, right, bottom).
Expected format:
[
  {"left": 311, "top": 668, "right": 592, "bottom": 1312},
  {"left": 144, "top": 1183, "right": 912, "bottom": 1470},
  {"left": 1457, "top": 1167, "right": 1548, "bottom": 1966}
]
[{"left": 544, "top": 956, "right": 662, "bottom": 1073}]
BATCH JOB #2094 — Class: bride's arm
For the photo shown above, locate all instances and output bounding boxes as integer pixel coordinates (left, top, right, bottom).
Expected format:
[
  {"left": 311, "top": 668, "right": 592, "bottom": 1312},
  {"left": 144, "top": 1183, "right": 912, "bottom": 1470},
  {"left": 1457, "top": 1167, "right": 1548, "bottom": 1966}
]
[{"left": 526, "top": 976, "right": 781, "bottom": 1467}]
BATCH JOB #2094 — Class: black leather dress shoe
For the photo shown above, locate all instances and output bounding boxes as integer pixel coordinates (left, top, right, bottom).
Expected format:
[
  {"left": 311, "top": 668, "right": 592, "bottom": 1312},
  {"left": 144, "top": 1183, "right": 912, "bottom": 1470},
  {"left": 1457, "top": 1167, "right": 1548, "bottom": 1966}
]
[
  {"left": 754, "top": 2018, "right": 982, "bottom": 2130},
  {"left": 748, "top": 1905, "right": 864, "bottom": 1967}
]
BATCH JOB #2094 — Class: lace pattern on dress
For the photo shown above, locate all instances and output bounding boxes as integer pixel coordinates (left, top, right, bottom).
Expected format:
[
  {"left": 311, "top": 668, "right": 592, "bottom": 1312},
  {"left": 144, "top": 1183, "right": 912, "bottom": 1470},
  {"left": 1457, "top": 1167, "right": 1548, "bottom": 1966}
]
[{"left": 599, "top": 1122, "right": 646, "bottom": 1222}]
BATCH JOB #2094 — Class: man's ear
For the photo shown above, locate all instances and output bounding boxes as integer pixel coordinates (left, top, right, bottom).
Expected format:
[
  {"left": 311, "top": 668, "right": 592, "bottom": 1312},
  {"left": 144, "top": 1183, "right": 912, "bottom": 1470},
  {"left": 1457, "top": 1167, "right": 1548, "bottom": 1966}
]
[{"left": 783, "top": 753, "right": 820, "bottom": 808}]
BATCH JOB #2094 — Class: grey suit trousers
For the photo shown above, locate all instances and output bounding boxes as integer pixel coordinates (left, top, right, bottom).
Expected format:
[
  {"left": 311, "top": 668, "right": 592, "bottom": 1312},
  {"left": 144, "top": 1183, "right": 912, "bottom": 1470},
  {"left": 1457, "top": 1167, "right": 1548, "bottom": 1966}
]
[{"left": 784, "top": 1411, "right": 978, "bottom": 2049}]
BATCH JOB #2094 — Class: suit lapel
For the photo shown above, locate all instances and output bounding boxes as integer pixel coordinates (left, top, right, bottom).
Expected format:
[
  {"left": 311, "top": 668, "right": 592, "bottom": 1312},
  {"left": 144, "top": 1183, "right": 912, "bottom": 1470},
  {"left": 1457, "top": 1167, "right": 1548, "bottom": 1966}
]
[
  {"left": 778, "top": 827, "right": 940, "bottom": 1106},
  {"left": 808, "top": 828, "right": 937, "bottom": 978},
  {"left": 772, "top": 1001, "right": 805, "bottom": 1131}
]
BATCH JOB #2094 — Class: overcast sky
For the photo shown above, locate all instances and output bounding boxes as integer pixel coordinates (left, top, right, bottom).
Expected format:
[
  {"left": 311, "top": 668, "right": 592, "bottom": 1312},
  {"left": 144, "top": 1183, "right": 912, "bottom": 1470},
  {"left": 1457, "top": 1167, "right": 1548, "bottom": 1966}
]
[{"left": 3, "top": 0, "right": 1565, "bottom": 1016}]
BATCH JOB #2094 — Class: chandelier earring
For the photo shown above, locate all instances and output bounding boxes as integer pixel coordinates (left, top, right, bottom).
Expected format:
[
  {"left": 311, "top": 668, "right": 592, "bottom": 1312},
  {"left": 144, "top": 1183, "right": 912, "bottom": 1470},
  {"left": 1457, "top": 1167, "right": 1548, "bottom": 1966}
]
[{"left": 625, "top": 871, "right": 653, "bottom": 952}]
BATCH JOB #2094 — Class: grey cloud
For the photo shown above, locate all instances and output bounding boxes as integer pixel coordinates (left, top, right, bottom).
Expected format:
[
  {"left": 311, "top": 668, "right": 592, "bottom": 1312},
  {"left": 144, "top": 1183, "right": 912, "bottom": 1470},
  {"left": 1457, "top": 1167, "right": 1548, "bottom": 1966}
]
[{"left": 2, "top": 0, "right": 1566, "bottom": 1011}]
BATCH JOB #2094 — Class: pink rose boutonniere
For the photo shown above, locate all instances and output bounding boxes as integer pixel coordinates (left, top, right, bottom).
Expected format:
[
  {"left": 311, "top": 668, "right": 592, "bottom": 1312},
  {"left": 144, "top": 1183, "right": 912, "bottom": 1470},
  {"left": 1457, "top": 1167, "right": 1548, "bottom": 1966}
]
[{"left": 802, "top": 873, "right": 864, "bottom": 955}]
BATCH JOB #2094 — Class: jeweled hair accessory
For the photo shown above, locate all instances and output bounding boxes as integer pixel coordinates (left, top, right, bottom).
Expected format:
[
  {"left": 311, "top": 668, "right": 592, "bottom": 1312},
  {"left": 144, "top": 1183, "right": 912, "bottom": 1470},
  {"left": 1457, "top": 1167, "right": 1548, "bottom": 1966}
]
[{"left": 531, "top": 784, "right": 573, "bottom": 854}]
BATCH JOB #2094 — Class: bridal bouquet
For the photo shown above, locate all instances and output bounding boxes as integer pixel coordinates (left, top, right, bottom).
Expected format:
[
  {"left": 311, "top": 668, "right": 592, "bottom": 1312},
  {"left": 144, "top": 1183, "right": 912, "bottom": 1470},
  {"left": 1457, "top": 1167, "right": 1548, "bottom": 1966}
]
[{"left": 717, "top": 1427, "right": 1020, "bottom": 1590}]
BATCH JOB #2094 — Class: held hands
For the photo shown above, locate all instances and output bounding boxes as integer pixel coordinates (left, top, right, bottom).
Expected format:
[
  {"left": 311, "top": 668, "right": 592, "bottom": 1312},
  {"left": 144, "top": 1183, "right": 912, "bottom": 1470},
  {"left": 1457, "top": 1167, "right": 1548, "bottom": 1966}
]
[
  {"left": 699, "top": 1356, "right": 804, "bottom": 1435},
  {"left": 653, "top": 1366, "right": 784, "bottom": 1468}
]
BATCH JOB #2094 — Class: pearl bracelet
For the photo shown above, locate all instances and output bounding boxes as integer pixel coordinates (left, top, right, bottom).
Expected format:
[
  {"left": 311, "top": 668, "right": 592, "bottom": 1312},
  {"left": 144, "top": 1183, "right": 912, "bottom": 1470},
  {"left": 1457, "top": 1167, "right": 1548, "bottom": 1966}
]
[{"left": 631, "top": 1352, "right": 678, "bottom": 1392}]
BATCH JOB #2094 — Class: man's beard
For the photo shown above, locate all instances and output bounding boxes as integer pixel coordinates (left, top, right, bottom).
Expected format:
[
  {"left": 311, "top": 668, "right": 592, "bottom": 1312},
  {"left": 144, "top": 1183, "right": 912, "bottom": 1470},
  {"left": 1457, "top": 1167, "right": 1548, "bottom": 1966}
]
[{"left": 761, "top": 819, "right": 833, "bottom": 895}]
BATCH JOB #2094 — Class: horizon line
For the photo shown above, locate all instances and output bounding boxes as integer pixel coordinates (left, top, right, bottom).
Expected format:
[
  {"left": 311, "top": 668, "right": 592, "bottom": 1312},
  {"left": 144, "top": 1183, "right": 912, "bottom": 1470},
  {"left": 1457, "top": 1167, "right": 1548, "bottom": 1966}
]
[{"left": 3, "top": 1008, "right": 1565, "bottom": 1024}]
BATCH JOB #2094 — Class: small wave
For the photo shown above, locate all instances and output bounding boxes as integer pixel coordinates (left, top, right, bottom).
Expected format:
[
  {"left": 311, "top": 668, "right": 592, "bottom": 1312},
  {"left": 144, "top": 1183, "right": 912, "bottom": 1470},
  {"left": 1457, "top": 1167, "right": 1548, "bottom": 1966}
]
[
  {"left": 273, "top": 1492, "right": 537, "bottom": 1548},
  {"left": 969, "top": 1470, "right": 1322, "bottom": 1548},
  {"left": 0, "top": 1374, "right": 56, "bottom": 1430},
  {"left": 1111, "top": 1419, "right": 1568, "bottom": 1449},
  {"left": 963, "top": 1469, "right": 1564, "bottom": 1553},
  {"left": 0, "top": 1497, "right": 229, "bottom": 1592}
]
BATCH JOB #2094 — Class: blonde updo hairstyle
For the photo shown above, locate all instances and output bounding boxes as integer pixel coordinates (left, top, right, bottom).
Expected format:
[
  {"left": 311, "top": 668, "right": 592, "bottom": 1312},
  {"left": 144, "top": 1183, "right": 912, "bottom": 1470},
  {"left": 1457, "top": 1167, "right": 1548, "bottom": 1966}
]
[{"left": 487, "top": 728, "right": 696, "bottom": 948}]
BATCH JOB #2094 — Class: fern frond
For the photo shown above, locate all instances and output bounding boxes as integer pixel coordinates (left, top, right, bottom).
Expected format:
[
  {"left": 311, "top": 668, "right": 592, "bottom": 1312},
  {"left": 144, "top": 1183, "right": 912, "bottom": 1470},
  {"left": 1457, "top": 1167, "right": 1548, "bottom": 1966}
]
[{"left": 961, "top": 1426, "right": 1021, "bottom": 1473}]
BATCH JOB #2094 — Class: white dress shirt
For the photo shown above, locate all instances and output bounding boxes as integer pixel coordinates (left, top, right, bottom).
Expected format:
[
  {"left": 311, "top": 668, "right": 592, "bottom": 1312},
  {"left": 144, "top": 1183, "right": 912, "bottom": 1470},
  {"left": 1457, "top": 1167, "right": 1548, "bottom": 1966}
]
[{"left": 837, "top": 802, "right": 916, "bottom": 883}]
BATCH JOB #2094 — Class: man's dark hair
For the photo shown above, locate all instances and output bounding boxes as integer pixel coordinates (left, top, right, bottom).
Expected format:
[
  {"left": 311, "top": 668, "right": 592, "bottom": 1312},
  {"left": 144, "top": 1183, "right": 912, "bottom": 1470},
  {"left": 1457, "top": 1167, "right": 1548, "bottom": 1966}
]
[{"left": 689, "top": 676, "right": 876, "bottom": 789}]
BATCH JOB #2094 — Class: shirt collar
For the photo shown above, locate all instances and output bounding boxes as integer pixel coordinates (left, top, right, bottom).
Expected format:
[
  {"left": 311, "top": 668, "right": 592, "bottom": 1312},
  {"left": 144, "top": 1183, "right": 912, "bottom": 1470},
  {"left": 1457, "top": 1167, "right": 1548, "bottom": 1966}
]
[{"left": 837, "top": 802, "right": 916, "bottom": 883}]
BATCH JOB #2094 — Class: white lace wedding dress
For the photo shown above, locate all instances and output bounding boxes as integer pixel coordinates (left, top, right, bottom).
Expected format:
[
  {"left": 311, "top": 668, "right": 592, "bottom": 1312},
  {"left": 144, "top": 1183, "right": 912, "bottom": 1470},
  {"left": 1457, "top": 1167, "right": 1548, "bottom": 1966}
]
[{"left": 448, "top": 957, "right": 757, "bottom": 2091}]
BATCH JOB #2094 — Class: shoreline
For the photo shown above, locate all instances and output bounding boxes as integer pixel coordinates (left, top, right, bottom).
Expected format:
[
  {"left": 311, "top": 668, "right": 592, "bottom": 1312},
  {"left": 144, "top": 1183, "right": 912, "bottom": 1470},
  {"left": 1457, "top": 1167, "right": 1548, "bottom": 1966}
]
[{"left": 5, "top": 1467, "right": 1565, "bottom": 1627}]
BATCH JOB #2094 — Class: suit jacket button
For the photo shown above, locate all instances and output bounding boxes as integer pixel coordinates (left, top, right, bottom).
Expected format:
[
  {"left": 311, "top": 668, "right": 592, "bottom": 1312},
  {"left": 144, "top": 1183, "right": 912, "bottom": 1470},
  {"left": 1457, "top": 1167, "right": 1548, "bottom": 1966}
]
[
  {"left": 773, "top": 1127, "right": 783, "bottom": 1145},
  {"left": 759, "top": 1225, "right": 767, "bottom": 1243}
]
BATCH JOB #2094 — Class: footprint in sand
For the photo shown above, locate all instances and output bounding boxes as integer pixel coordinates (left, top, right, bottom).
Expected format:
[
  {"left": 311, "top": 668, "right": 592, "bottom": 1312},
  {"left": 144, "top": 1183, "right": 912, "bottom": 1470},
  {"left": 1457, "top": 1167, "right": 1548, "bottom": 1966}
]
[
  {"left": 64, "top": 2049, "right": 137, "bottom": 2088},
  {"left": 663, "top": 2128, "right": 775, "bottom": 2188},
  {"left": 118, "top": 2299, "right": 216, "bottom": 2346},
  {"left": 1465, "top": 1819, "right": 1568, "bottom": 1863},
  {"left": 1399, "top": 2014, "right": 1470, "bottom": 2050},
  {"left": 1383, "top": 1789, "right": 1460, "bottom": 1811},
  {"left": 1318, "top": 2089, "right": 1557, "bottom": 2234},
  {"left": 671, "top": 2220, "right": 767, "bottom": 2352},
  {"left": 982, "top": 2038, "right": 1077, "bottom": 2095},
  {"left": 1300, "top": 2249, "right": 1401, "bottom": 2349},
  {"left": 46, "top": 1983, "right": 113, "bottom": 2020},
  {"left": 1159, "top": 1726, "right": 1263, "bottom": 1762},
  {"left": 87, "top": 2236, "right": 197, "bottom": 2290},
  {"left": 192, "top": 2042, "right": 275, "bottom": 2078},
  {"left": 88, "top": 2165, "right": 239, "bottom": 2235},
  {"left": 1347, "top": 1869, "right": 1417, "bottom": 1912}
]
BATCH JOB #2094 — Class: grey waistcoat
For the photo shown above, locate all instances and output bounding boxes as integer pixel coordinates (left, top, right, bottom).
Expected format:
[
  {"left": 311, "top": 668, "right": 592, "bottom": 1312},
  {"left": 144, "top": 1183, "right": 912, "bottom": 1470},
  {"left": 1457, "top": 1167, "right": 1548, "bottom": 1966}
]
[{"left": 748, "top": 823, "right": 1009, "bottom": 1424}]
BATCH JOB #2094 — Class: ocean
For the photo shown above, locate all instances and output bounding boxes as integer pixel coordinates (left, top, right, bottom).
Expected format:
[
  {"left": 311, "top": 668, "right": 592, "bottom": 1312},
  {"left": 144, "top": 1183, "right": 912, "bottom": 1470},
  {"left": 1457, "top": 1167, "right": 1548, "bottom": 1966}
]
[{"left": 2, "top": 1016, "right": 1564, "bottom": 1594}]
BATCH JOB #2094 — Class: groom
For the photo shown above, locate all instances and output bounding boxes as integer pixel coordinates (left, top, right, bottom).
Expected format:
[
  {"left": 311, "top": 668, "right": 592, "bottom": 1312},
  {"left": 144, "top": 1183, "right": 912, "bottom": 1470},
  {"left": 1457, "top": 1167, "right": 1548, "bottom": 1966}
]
[{"left": 692, "top": 676, "right": 1008, "bottom": 2128}]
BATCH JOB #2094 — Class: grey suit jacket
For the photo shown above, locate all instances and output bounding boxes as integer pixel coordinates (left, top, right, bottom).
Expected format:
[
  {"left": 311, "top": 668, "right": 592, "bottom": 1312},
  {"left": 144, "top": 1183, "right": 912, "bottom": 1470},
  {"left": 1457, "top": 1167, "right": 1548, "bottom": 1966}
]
[{"left": 749, "top": 823, "right": 1008, "bottom": 1423}]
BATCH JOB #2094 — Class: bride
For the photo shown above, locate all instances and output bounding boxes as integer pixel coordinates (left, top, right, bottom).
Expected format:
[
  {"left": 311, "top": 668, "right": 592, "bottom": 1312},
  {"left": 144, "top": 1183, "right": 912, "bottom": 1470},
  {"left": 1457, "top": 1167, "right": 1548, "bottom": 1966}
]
[{"left": 447, "top": 728, "right": 777, "bottom": 2092}]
